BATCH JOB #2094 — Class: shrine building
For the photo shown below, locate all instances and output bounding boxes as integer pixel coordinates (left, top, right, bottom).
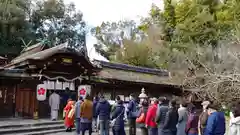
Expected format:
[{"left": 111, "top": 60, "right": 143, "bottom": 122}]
[{"left": 0, "top": 42, "right": 183, "bottom": 119}]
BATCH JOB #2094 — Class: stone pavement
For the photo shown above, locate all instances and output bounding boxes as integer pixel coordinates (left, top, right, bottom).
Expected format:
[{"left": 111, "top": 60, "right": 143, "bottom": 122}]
[{"left": 48, "top": 128, "right": 141, "bottom": 135}]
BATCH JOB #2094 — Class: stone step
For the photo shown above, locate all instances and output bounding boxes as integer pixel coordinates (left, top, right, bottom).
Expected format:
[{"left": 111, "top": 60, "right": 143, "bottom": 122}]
[
  {"left": 0, "top": 120, "right": 64, "bottom": 129},
  {"left": 0, "top": 123, "right": 64, "bottom": 135},
  {"left": 6, "top": 128, "right": 76, "bottom": 135}
]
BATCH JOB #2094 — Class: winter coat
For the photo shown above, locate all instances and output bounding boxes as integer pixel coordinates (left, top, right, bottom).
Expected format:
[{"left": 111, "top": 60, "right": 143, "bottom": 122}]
[
  {"left": 96, "top": 98, "right": 111, "bottom": 120},
  {"left": 205, "top": 112, "right": 225, "bottom": 135},
  {"left": 80, "top": 99, "right": 93, "bottom": 121},
  {"left": 155, "top": 104, "right": 169, "bottom": 128},
  {"left": 177, "top": 107, "right": 188, "bottom": 135},
  {"left": 162, "top": 107, "right": 179, "bottom": 133},
  {"left": 186, "top": 112, "right": 199, "bottom": 134},
  {"left": 93, "top": 98, "right": 99, "bottom": 118},
  {"left": 199, "top": 110, "right": 209, "bottom": 135},
  {"left": 229, "top": 116, "right": 240, "bottom": 135},
  {"left": 138, "top": 106, "right": 148, "bottom": 128},
  {"left": 75, "top": 100, "right": 83, "bottom": 118},
  {"left": 111, "top": 100, "right": 125, "bottom": 130},
  {"left": 145, "top": 103, "right": 158, "bottom": 128},
  {"left": 127, "top": 99, "right": 137, "bottom": 119}
]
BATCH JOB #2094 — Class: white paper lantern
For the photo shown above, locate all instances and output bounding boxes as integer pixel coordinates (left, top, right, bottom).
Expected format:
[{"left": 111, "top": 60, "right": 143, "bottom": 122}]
[{"left": 36, "top": 84, "right": 47, "bottom": 101}]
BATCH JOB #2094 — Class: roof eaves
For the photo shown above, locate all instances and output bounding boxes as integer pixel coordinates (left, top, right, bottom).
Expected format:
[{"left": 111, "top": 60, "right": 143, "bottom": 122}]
[
  {"left": 8, "top": 42, "right": 68, "bottom": 66},
  {"left": 94, "top": 60, "right": 169, "bottom": 76}
]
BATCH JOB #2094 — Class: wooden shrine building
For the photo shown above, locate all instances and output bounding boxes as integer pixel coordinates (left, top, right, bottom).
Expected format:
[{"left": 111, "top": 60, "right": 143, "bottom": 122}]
[
  {"left": 0, "top": 42, "right": 183, "bottom": 119},
  {"left": 0, "top": 42, "right": 95, "bottom": 118},
  {"left": 90, "top": 60, "right": 182, "bottom": 101}
]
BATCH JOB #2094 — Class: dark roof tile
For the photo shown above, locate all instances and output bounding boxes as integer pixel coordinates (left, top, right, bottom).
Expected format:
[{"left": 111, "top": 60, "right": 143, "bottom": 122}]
[{"left": 94, "top": 60, "right": 169, "bottom": 76}]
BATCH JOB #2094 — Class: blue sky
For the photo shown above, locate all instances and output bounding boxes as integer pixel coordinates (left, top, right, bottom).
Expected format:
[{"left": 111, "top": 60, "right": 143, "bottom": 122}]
[{"left": 64, "top": 0, "right": 163, "bottom": 61}]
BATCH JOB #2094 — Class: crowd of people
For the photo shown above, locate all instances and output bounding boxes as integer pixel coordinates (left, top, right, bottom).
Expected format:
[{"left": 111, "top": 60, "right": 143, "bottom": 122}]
[{"left": 49, "top": 91, "right": 240, "bottom": 135}]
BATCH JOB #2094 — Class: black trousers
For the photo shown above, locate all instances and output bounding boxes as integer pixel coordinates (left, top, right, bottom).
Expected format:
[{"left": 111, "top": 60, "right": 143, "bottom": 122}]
[
  {"left": 140, "top": 127, "right": 148, "bottom": 135},
  {"left": 112, "top": 127, "right": 126, "bottom": 135},
  {"left": 128, "top": 119, "right": 136, "bottom": 135}
]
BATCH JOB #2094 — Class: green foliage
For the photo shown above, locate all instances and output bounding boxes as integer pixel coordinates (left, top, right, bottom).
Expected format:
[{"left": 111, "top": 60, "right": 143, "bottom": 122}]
[
  {"left": 32, "top": 0, "right": 86, "bottom": 48},
  {"left": 115, "top": 40, "right": 159, "bottom": 68},
  {"left": 0, "top": 0, "right": 86, "bottom": 56},
  {"left": 91, "top": 20, "right": 142, "bottom": 60},
  {"left": 91, "top": 0, "right": 240, "bottom": 70}
]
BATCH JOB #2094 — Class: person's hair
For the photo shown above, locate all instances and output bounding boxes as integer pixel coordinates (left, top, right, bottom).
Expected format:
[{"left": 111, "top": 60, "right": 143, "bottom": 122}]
[
  {"left": 130, "top": 93, "right": 135, "bottom": 98},
  {"left": 141, "top": 99, "right": 148, "bottom": 107},
  {"left": 152, "top": 97, "right": 158, "bottom": 104},
  {"left": 180, "top": 100, "right": 188, "bottom": 107},
  {"left": 116, "top": 95, "right": 121, "bottom": 101},
  {"left": 207, "top": 102, "right": 220, "bottom": 111},
  {"left": 188, "top": 104, "right": 196, "bottom": 113},
  {"left": 85, "top": 94, "right": 91, "bottom": 100},
  {"left": 232, "top": 102, "right": 240, "bottom": 117},
  {"left": 170, "top": 99, "right": 177, "bottom": 107},
  {"left": 67, "top": 98, "right": 72, "bottom": 102},
  {"left": 159, "top": 97, "right": 166, "bottom": 103},
  {"left": 100, "top": 95, "right": 105, "bottom": 99},
  {"left": 65, "top": 87, "right": 70, "bottom": 91}
]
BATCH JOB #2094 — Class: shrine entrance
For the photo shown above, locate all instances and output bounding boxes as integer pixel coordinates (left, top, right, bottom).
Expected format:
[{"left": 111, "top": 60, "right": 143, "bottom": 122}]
[{"left": 1, "top": 42, "right": 96, "bottom": 119}]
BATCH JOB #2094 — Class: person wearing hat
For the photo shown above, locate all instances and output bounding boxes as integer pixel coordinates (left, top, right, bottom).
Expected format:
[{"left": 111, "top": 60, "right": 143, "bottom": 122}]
[
  {"left": 205, "top": 102, "right": 225, "bottom": 135},
  {"left": 198, "top": 101, "right": 210, "bottom": 135}
]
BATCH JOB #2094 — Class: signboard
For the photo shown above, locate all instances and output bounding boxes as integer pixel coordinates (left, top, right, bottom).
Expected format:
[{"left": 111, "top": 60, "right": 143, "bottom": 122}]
[
  {"left": 37, "top": 84, "right": 47, "bottom": 101},
  {"left": 78, "top": 85, "right": 91, "bottom": 99},
  {"left": 62, "top": 58, "right": 72, "bottom": 64}
]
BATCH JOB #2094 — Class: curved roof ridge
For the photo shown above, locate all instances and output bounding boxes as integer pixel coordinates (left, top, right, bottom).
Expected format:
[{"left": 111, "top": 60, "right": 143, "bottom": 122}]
[{"left": 94, "top": 60, "right": 169, "bottom": 76}]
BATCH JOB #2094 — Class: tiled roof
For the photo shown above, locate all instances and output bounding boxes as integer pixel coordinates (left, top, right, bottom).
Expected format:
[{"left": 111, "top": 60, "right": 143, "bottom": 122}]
[
  {"left": 5, "top": 42, "right": 93, "bottom": 69},
  {"left": 93, "top": 60, "right": 169, "bottom": 76}
]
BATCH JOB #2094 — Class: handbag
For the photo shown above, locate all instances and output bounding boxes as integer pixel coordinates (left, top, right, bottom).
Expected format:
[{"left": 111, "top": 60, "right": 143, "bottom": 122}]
[
  {"left": 110, "top": 108, "right": 124, "bottom": 127},
  {"left": 136, "top": 109, "right": 145, "bottom": 123}
]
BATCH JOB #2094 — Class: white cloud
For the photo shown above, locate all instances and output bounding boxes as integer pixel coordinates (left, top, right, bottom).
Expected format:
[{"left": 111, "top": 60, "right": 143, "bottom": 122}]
[{"left": 64, "top": 0, "right": 163, "bottom": 61}]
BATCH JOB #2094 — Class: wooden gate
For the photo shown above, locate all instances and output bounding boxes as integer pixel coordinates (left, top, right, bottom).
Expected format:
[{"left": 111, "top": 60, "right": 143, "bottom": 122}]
[
  {"left": 15, "top": 88, "right": 38, "bottom": 118},
  {"left": 0, "top": 86, "right": 16, "bottom": 117}
]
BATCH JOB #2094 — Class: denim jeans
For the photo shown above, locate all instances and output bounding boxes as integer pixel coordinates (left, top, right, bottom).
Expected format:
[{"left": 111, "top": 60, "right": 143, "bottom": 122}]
[
  {"left": 76, "top": 118, "right": 81, "bottom": 135},
  {"left": 81, "top": 122, "right": 92, "bottom": 135},
  {"left": 148, "top": 127, "right": 158, "bottom": 135},
  {"left": 99, "top": 120, "right": 109, "bottom": 135},
  {"left": 92, "top": 118, "right": 97, "bottom": 132}
]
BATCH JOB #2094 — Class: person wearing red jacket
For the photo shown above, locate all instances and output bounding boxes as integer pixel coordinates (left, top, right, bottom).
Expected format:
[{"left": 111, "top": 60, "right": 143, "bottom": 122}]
[{"left": 145, "top": 98, "right": 158, "bottom": 135}]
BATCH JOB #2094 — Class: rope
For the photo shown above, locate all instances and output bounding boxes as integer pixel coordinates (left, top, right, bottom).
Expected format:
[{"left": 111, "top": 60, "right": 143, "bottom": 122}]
[{"left": 35, "top": 74, "right": 84, "bottom": 82}]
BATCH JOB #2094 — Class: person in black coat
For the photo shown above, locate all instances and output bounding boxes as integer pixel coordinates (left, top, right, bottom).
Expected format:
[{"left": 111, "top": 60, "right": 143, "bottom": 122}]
[
  {"left": 155, "top": 97, "right": 169, "bottom": 135},
  {"left": 96, "top": 95, "right": 111, "bottom": 135},
  {"left": 162, "top": 99, "right": 179, "bottom": 135},
  {"left": 111, "top": 96, "right": 126, "bottom": 135},
  {"left": 127, "top": 94, "right": 138, "bottom": 135},
  {"left": 93, "top": 96, "right": 99, "bottom": 132},
  {"left": 138, "top": 99, "right": 149, "bottom": 135}
]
